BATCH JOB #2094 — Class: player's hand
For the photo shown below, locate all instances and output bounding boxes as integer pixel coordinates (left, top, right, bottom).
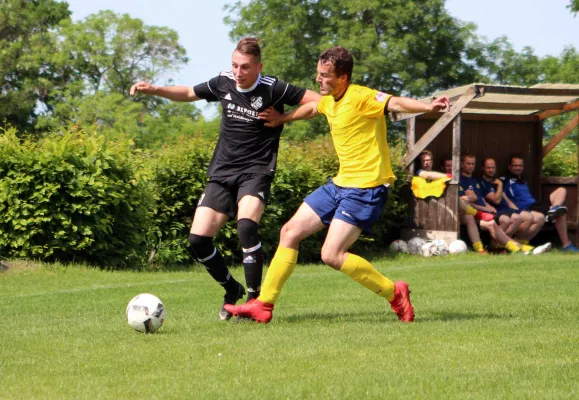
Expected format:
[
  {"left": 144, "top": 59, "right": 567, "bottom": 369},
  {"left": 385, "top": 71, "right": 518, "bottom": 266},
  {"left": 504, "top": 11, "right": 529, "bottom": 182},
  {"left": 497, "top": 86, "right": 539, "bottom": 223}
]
[
  {"left": 492, "top": 178, "right": 502, "bottom": 186},
  {"left": 431, "top": 95, "right": 450, "bottom": 112},
  {"left": 130, "top": 81, "right": 156, "bottom": 96},
  {"left": 258, "top": 107, "right": 282, "bottom": 127}
]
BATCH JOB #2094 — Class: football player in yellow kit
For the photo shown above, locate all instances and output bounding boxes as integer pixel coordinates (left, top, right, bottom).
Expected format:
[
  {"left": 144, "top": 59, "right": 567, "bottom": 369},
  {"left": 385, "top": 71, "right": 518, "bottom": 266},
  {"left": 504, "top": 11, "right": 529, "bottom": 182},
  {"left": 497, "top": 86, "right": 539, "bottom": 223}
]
[{"left": 226, "top": 46, "right": 449, "bottom": 323}]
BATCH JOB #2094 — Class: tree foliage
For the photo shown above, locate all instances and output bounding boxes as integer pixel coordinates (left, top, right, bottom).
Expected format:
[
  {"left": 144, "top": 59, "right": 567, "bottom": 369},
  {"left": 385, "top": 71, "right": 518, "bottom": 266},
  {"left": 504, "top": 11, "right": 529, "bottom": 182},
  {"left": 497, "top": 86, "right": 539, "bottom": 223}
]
[
  {"left": 0, "top": 0, "right": 70, "bottom": 131},
  {"left": 225, "top": 0, "right": 483, "bottom": 96}
]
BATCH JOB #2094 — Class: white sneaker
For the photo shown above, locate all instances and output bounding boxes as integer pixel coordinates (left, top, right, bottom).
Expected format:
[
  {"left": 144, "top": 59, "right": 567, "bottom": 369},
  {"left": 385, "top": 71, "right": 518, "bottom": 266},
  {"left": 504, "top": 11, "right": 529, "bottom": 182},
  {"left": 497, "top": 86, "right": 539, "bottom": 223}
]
[{"left": 532, "top": 242, "right": 552, "bottom": 255}]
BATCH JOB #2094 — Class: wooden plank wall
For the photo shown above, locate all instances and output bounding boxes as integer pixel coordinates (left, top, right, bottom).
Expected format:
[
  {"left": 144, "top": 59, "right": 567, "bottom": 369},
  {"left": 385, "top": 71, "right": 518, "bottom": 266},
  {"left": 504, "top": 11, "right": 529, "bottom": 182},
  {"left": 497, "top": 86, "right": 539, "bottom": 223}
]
[
  {"left": 415, "top": 119, "right": 540, "bottom": 193},
  {"left": 410, "top": 184, "right": 459, "bottom": 231}
]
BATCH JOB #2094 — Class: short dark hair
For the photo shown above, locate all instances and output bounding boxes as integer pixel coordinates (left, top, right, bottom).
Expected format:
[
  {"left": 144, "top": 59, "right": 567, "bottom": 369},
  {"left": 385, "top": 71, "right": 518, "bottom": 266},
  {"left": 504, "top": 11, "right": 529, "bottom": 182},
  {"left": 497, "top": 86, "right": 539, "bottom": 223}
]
[
  {"left": 419, "top": 150, "right": 433, "bottom": 161},
  {"left": 482, "top": 157, "right": 495, "bottom": 166},
  {"left": 509, "top": 154, "right": 524, "bottom": 165},
  {"left": 319, "top": 46, "right": 354, "bottom": 82},
  {"left": 236, "top": 37, "right": 261, "bottom": 62},
  {"left": 461, "top": 154, "right": 476, "bottom": 162}
]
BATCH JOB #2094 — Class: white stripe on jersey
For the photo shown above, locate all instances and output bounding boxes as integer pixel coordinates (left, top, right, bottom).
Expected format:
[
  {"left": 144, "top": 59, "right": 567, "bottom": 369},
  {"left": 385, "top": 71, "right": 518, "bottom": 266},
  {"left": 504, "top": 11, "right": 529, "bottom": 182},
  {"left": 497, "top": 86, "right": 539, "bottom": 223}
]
[
  {"left": 260, "top": 76, "right": 275, "bottom": 86},
  {"left": 220, "top": 71, "right": 235, "bottom": 80},
  {"left": 272, "top": 83, "right": 289, "bottom": 107},
  {"left": 206, "top": 82, "right": 217, "bottom": 97}
]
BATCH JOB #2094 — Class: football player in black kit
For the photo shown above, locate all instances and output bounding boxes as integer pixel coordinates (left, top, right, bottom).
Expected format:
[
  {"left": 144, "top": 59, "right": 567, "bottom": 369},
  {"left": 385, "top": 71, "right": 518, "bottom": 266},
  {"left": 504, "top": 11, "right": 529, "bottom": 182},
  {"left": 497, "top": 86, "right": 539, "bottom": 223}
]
[{"left": 130, "top": 37, "right": 320, "bottom": 320}]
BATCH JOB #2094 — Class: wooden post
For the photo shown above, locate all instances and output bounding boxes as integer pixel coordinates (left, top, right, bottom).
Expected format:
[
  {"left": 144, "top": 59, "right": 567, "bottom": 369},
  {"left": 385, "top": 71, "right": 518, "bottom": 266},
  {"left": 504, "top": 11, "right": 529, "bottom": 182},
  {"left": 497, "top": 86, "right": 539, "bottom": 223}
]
[
  {"left": 452, "top": 114, "right": 462, "bottom": 234},
  {"left": 576, "top": 112, "right": 579, "bottom": 246},
  {"left": 451, "top": 114, "right": 461, "bottom": 184},
  {"left": 403, "top": 87, "right": 478, "bottom": 167},
  {"left": 406, "top": 117, "right": 416, "bottom": 179}
]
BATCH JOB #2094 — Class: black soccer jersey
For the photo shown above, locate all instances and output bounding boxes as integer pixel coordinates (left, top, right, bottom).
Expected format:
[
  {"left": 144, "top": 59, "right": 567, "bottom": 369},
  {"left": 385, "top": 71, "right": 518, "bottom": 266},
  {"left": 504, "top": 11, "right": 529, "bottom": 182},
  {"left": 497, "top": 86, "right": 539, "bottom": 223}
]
[{"left": 193, "top": 72, "right": 306, "bottom": 177}]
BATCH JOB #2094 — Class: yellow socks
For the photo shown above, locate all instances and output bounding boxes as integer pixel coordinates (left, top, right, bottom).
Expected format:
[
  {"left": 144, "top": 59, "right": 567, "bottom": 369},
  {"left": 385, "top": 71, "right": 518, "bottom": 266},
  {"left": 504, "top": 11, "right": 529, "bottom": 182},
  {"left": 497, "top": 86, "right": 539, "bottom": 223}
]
[
  {"left": 339, "top": 253, "right": 395, "bottom": 301},
  {"left": 505, "top": 241, "right": 521, "bottom": 253},
  {"left": 521, "top": 244, "right": 533, "bottom": 253},
  {"left": 465, "top": 205, "right": 477, "bottom": 216},
  {"left": 259, "top": 246, "right": 298, "bottom": 304},
  {"left": 473, "top": 241, "right": 484, "bottom": 252}
]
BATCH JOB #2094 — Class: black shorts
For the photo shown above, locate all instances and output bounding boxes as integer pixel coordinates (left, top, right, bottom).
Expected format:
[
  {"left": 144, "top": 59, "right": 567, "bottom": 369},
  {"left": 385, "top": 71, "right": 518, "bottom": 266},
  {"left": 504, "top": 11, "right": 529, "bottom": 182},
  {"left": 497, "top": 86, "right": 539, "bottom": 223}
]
[
  {"left": 528, "top": 203, "right": 549, "bottom": 215},
  {"left": 197, "top": 173, "right": 273, "bottom": 218}
]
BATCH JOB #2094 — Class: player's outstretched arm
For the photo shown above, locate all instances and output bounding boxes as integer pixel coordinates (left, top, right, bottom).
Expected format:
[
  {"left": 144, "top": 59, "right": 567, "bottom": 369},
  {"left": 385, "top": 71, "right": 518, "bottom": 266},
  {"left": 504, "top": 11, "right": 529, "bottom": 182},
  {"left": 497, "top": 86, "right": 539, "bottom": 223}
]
[
  {"left": 387, "top": 95, "right": 450, "bottom": 113},
  {"left": 258, "top": 100, "right": 320, "bottom": 128},
  {"left": 129, "top": 81, "right": 200, "bottom": 102},
  {"left": 416, "top": 170, "right": 448, "bottom": 180}
]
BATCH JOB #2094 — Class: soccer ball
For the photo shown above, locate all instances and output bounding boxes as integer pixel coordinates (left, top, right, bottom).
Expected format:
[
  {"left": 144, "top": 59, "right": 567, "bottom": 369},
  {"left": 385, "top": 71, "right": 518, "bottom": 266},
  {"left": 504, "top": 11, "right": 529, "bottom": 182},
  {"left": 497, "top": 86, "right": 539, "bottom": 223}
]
[
  {"left": 448, "top": 239, "right": 468, "bottom": 254},
  {"left": 126, "top": 293, "right": 166, "bottom": 333},
  {"left": 430, "top": 239, "right": 449, "bottom": 256},
  {"left": 389, "top": 239, "right": 408, "bottom": 253},
  {"left": 407, "top": 237, "right": 426, "bottom": 255},
  {"left": 420, "top": 241, "right": 436, "bottom": 257}
]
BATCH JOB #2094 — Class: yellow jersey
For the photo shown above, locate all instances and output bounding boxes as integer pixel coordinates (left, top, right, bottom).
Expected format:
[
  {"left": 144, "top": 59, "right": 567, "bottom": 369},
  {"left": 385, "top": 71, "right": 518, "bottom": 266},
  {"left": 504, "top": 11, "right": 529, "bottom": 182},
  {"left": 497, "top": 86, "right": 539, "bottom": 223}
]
[{"left": 316, "top": 84, "right": 396, "bottom": 188}]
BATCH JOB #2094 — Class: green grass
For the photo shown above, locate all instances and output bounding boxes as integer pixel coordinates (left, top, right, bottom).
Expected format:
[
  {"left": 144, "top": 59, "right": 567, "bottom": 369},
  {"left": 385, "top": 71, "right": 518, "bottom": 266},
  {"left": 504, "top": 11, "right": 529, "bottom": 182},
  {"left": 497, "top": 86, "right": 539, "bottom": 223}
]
[{"left": 1, "top": 253, "right": 578, "bottom": 399}]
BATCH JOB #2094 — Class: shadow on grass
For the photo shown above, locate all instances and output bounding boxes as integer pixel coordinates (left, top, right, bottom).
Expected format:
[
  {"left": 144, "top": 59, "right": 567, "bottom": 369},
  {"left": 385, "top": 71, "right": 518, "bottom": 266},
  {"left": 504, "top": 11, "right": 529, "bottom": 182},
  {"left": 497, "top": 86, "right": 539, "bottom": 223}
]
[
  {"left": 281, "top": 311, "right": 390, "bottom": 323},
  {"left": 417, "top": 311, "right": 513, "bottom": 322},
  {"left": 279, "top": 310, "right": 512, "bottom": 324}
]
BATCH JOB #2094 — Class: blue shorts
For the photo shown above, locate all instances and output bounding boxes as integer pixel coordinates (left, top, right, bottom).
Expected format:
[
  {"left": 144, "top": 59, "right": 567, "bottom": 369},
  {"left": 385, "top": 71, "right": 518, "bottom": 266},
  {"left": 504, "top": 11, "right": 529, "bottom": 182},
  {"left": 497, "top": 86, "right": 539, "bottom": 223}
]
[{"left": 304, "top": 179, "right": 389, "bottom": 233}]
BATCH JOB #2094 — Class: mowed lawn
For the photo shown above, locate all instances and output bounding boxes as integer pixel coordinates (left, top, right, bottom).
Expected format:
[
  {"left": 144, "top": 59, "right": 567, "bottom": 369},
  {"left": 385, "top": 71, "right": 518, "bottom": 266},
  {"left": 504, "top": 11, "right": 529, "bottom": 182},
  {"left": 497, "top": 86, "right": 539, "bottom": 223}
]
[{"left": 1, "top": 252, "right": 578, "bottom": 399}]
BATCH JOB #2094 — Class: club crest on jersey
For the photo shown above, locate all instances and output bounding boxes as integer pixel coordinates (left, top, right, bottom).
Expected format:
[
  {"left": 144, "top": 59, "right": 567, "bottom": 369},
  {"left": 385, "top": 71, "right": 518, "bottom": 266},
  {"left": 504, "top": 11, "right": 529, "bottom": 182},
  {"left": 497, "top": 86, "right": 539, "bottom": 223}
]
[
  {"left": 374, "top": 92, "right": 388, "bottom": 102},
  {"left": 250, "top": 96, "right": 263, "bottom": 110},
  {"left": 227, "top": 103, "right": 235, "bottom": 110}
]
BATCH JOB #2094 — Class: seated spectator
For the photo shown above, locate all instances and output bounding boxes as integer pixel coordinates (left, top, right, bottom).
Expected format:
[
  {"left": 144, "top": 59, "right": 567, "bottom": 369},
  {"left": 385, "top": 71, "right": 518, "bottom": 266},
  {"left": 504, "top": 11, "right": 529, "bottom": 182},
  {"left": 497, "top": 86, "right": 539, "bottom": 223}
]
[
  {"left": 478, "top": 157, "right": 522, "bottom": 238},
  {"left": 458, "top": 154, "right": 549, "bottom": 254},
  {"left": 502, "top": 155, "right": 578, "bottom": 252},
  {"left": 417, "top": 152, "right": 550, "bottom": 254},
  {"left": 441, "top": 158, "right": 453, "bottom": 175}
]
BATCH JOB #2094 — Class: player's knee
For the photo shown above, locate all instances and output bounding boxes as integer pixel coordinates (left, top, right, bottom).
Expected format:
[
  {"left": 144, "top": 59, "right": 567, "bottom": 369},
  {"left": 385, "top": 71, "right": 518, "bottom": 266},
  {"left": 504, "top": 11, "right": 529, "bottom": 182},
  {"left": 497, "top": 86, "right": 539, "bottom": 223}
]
[
  {"left": 280, "top": 221, "right": 300, "bottom": 243},
  {"left": 188, "top": 233, "right": 214, "bottom": 259},
  {"left": 237, "top": 218, "right": 260, "bottom": 248},
  {"left": 481, "top": 220, "right": 496, "bottom": 230},
  {"left": 320, "top": 247, "right": 341, "bottom": 269}
]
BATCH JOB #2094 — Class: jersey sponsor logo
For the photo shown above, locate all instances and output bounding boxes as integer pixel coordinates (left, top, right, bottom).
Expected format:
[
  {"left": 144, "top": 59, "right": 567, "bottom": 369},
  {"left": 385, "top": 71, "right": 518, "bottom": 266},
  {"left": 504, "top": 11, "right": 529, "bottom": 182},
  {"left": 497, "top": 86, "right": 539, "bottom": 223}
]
[
  {"left": 250, "top": 96, "right": 263, "bottom": 110},
  {"left": 341, "top": 210, "right": 352, "bottom": 218},
  {"left": 374, "top": 92, "right": 388, "bottom": 102},
  {"left": 224, "top": 93, "right": 232, "bottom": 100},
  {"left": 227, "top": 103, "right": 235, "bottom": 110}
]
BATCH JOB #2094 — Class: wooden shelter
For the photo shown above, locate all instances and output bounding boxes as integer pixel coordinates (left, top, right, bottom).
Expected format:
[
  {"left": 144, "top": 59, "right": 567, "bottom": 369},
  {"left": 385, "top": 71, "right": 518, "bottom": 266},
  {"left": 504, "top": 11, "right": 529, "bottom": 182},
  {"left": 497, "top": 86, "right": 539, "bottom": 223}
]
[{"left": 390, "top": 83, "right": 579, "bottom": 246}]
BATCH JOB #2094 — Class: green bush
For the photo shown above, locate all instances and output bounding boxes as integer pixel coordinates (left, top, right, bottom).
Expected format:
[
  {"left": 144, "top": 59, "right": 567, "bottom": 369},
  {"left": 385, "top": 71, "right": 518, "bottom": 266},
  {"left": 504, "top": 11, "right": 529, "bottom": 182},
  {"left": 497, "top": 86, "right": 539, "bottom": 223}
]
[
  {"left": 542, "top": 138, "right": 578, "bottom": 177},
  {"left": 148, "top": 135, "right": 409, "bottom": 265},
  {"left": 0, "top": 127, "right": 152, "bottom": 266}
]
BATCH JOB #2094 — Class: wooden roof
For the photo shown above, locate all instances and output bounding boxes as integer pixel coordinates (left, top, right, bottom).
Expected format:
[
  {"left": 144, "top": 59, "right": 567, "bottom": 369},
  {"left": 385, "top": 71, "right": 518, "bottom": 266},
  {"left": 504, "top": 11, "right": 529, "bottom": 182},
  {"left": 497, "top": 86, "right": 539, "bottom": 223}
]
[{"left": 391, "top": 83, "right": 579, "bottom": 121}]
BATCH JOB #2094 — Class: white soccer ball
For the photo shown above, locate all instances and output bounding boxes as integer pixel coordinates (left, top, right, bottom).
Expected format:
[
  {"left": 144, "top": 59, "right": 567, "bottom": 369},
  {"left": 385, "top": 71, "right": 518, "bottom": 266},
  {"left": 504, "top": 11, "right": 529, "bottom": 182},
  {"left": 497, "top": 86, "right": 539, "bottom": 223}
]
[
  {"left": 407, "top": 237, "right": 426, "bottom": 255},
  {"left": 448, "top": 239, "right": 468, "bottom": 254},
  {"left": 389, "top": 239, "right": 408, "bottom": 253},
  {"left": 126, "top": 293, "right": 166, "bottom": 333},
  {"left": 420, "top": 242, "right": 435, "bottom": 257},
  {"left": 430, "top": 239, "right": 449, "bottom": 256}
]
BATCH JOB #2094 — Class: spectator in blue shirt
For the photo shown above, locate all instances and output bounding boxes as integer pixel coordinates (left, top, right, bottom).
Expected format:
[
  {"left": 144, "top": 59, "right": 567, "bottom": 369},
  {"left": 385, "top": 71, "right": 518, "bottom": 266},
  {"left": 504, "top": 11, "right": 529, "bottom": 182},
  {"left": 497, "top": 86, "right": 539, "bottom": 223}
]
[
  {"left": 502, "top": 155, "right": 578, "bottom": 252},
  {"left": 478, "top": 157, "right": 522, "bottom": 238},
  {"left": 458, "top": 154, "right": 550, "bottom": 254}
]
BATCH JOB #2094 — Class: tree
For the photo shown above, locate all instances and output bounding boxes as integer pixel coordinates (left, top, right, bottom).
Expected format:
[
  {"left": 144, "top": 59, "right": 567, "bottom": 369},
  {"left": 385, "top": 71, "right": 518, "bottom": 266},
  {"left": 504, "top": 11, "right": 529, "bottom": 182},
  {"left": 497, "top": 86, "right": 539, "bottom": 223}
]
[
  {"left": 34, "top": 11, "right": 202, "bottom": 147},
  {"left": 477, "top": 37, "right": 542, "bottom": 85},
  {"left": 569, "top": 1, "right": 579, "bottom": 14},
  {"left": 224, "top": 0, "right": 486, "bottom": 138},
  {"left": 225, "top": 0, "right": 483, "bottom": 96},
  {"left": 55, "top": 11, "right": 189, "bottom": 104},
  {"left": 0, "top": 0, "right": 70, "bottom": 131}
]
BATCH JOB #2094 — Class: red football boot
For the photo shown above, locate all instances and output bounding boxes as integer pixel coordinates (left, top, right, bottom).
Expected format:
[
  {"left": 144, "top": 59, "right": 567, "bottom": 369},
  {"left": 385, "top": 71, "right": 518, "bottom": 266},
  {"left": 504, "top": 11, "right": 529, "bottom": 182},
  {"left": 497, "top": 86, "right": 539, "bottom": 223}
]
[
  {"left": 389, "top": 281, "right": 415, "bottom": 323},
  {"left": 224, "top": 299, "right": 274, "bottom": 323}
]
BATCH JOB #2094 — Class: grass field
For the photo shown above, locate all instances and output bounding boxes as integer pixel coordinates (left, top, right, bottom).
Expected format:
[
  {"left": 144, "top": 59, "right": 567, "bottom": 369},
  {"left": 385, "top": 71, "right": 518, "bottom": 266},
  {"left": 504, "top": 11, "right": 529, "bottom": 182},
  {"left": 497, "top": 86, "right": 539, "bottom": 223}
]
[{"left": 1, "top": 252, "right": 578, "bottom": 399}]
